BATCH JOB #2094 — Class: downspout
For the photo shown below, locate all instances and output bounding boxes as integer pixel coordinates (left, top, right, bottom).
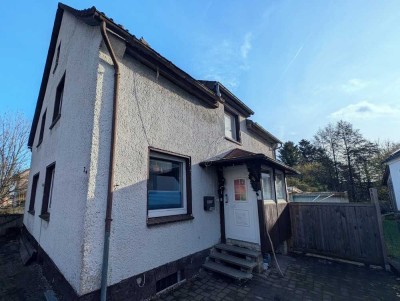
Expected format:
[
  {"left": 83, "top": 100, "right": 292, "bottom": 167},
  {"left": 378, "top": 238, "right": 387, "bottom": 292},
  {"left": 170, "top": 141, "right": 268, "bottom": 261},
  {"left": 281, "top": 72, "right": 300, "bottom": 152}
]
[{"left": 100, "top": 20, "right": 120, "bottom": 301}]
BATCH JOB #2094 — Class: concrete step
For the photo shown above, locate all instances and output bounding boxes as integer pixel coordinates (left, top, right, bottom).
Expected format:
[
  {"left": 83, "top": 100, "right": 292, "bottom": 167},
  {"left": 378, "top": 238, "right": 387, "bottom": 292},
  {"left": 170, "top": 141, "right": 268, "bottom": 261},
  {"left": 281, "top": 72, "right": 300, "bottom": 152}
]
[
  {"left": 215, "top": 243, "right": 261, "bottom": 258},
  {"left": 210, "top": 252, "right": 257, "bottom": 270},
  {"left": 203, "top": 261, "right": 252, "bottom": 280}
]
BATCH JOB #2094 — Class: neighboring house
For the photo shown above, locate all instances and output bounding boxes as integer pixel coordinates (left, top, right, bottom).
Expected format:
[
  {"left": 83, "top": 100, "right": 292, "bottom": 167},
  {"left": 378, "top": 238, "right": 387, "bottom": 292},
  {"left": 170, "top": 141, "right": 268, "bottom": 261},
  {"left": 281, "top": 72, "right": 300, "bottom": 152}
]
[
  {"left": 382, "top": 148, "right": 400, "bottom": 212},
  {"left": 290, "top": 191, "right": 349, "bottom": 203},
  {"left": 23, "top": 4, "right": 297, "bottom": 300},
  {"left": 1, "top": 169, "right": 29, "bottom": 210}
]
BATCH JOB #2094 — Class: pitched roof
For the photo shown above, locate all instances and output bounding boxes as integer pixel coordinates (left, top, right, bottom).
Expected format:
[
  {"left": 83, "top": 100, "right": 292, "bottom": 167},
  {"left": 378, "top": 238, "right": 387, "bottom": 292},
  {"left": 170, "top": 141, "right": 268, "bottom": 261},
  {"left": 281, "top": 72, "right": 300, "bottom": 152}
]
[
  {"left": 246, "top": 119, "right": 282, "bottom": 144},
  {"left": 200, "top": 148, "right": 299, "bottom": 175},
  {"left": 382, "top": 148, "right": 400, "bottom": 164},
  {"left": 28, "top": 3, "right": 221, "bottom": 147}
]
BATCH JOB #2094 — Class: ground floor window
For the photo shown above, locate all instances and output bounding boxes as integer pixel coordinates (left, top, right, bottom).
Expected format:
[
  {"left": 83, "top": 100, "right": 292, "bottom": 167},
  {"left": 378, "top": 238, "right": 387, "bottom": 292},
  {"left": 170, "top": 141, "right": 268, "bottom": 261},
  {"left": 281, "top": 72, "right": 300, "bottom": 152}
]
[
  {"left": 40, "top": 162, "right": 56, "bottom": 220},
  {"left": 275, "top": 171, "right": 286, "bottom": 201},
  {"left": 261, "top": 169, "right": 274, "bottom": 201},
  {"left": 148, "top": 149, "right": 191, "bottom": 218}
]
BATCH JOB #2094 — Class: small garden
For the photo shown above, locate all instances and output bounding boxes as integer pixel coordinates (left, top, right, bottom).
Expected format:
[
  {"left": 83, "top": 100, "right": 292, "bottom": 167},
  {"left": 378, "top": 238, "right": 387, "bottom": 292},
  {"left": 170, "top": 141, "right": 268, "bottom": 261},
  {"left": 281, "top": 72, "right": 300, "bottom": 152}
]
[{"left": 383, "top": 213, "right": 400, "bottom": 260}]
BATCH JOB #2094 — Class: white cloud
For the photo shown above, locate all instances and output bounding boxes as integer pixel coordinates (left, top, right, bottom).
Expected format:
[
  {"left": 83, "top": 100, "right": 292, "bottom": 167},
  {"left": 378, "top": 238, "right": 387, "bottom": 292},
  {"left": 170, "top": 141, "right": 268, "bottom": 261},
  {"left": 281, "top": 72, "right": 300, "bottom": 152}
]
[
  {"left": 341, "top": 78, "right": 369, "bottom": 93},
  {"left": 240, "top": 32, "right": 253, "bottom": 59},
  {"left": 330, "top": 100, "right": 400, "bottom": 119}
]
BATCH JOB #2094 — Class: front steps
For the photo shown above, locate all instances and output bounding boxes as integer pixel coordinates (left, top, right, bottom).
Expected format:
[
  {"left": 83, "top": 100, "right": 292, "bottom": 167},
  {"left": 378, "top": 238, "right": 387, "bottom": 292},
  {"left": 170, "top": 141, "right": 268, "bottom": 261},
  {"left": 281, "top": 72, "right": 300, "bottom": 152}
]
[{"left": 203, "top": 243, "right": 263, "bottom": 281}]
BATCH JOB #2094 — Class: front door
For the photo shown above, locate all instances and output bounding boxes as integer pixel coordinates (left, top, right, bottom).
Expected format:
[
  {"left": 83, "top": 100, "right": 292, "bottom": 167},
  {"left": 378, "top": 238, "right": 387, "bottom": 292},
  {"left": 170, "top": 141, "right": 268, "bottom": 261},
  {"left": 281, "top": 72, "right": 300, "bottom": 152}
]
[{"left": 224, "top": 166, "right": 260, "bottom": 244}]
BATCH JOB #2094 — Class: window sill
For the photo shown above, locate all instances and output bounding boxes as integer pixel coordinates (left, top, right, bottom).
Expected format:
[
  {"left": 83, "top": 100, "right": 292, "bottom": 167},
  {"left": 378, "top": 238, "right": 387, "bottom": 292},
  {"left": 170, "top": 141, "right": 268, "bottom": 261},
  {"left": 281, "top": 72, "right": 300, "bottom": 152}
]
[
  {"left": 224, "top": 137, "right": 242, "bottom": 145},
  {"left": 28, "top": 210, "right": 35, "bottom": 216},
  {"left": 147, "top": 214, "right": 193, "bottom": 226},
  {"left": 49, "top": 114, "right": 61, "bottom": 129},
  {"left": 39, "top": 213, "right": 50, "bottom": 222},
  {"left": 36, "top": 140, "right": 43, "bottom": 148}
]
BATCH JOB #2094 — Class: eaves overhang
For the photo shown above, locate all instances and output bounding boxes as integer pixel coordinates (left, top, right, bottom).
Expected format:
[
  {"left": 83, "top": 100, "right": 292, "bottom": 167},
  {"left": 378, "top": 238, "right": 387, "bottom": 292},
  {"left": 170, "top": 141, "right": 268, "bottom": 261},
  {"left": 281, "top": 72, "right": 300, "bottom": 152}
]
[{"left": 246, "top": 119, "right": 282, "bottom": 145}]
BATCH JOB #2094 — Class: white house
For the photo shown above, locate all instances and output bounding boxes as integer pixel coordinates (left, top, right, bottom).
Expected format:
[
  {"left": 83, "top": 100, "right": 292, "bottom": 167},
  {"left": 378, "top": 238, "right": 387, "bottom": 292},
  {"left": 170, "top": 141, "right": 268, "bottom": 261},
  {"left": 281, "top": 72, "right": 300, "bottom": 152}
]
[
  {"left": 383, "top": 148, "right": 400, "bottom": 212},
  {"left": 23, "top": 4, "right": 297, "bottom": 300}
]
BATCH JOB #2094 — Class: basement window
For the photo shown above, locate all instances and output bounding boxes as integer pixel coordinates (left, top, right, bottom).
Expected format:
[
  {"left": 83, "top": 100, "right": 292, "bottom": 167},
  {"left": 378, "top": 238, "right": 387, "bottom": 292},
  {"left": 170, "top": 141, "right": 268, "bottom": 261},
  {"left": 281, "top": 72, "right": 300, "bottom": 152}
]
[
  {"left": 28, "top": 173, "right": 40, "bottom": 214},
  {"left": 156, "top": 270, "right": 185, "bottom": 293}
]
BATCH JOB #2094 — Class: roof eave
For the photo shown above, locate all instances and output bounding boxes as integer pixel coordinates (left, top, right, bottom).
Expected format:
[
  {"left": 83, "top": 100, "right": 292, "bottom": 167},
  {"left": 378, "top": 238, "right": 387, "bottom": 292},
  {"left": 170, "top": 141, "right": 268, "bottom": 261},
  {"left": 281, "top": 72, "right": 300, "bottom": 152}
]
[
  {"left": 200, "top": 154, "right": 299, "bottom": 175},
  {"left": 28, "top": 3, "right": 220, "bottom": 147},
  {"left": 28, "top": 6, "right": 65, "bottom": 148},
  {"left": 246, "top": 119, "right": 282, "bottom": 145}
]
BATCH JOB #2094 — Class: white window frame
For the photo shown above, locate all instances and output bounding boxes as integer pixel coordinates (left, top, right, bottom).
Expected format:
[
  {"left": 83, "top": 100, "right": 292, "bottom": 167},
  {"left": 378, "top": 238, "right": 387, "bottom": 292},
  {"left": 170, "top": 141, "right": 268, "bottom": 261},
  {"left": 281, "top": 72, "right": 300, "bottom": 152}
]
[
  {"left": 261, "top": 168, "right": 275, "bottom": 203},
  {"left": 275, "top": 170, "right": 287, "bottom": 203},
  {"left": 224, "top": 111, "right": 238, "bottom": 141},
  {"left": 148, "top": 152, "right": 187, "bottom": 218}
]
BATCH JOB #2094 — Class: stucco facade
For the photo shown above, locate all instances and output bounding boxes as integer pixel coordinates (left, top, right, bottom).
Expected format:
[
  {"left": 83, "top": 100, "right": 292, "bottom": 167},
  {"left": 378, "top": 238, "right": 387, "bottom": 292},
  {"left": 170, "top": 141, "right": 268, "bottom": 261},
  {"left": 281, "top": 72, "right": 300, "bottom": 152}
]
[
  {"left": 24, "top": 6, "right": 283, "bottom": 299},
  {"left": 23, "top": 11, "right": 101, "bottom": 293}
]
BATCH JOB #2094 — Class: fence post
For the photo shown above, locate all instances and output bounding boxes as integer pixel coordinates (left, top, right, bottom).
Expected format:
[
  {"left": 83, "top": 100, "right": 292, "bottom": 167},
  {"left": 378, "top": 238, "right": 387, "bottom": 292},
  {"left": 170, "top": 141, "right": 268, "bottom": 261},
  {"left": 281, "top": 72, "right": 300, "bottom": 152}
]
[{"left": 369, "top": 188, "right": 390, "bottom": 271}]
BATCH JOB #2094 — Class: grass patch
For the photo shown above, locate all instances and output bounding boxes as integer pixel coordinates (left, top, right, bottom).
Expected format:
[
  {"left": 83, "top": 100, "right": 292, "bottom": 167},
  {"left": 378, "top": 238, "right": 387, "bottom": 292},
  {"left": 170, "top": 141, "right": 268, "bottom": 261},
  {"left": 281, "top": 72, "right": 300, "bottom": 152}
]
[{"left": 383, "top": 217, "right": 400, "bottom": 259}]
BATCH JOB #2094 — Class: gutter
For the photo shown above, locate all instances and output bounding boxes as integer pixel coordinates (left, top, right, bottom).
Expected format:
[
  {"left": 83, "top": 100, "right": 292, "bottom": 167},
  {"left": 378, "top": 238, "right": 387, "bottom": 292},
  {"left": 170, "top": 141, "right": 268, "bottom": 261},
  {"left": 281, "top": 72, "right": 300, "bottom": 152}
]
[{"left": 99, "top": 20, "right": 120, "bottom": 301}]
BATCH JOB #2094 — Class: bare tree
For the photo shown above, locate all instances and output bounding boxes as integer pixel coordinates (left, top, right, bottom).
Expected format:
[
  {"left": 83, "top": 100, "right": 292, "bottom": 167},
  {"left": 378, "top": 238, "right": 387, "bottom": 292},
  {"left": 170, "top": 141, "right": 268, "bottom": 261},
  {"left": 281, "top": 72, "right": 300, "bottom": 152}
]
[{"left": 0, "top": 113, "right": 30, "bottom": 203}]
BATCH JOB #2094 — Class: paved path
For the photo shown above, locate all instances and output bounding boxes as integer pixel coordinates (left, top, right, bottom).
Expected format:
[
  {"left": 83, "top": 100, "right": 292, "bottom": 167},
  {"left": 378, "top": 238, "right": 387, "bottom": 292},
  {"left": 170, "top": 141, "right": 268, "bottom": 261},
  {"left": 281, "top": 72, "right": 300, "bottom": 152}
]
[
  {"left": 158, "top": 255, "right": 400, "bottom": 301},
  {"left": 1, "top": 234, "right": 400, "bottom": 300},
  {"left": 0, "top": 235, "right": 52, "bottom": 301}
]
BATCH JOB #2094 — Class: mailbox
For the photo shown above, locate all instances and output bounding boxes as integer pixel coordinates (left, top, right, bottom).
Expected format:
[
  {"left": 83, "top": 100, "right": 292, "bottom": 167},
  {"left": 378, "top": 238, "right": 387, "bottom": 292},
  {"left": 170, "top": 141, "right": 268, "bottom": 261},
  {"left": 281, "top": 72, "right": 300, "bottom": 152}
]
[{"left": 203, "top": 196, "right": 215, "bottom": 211}]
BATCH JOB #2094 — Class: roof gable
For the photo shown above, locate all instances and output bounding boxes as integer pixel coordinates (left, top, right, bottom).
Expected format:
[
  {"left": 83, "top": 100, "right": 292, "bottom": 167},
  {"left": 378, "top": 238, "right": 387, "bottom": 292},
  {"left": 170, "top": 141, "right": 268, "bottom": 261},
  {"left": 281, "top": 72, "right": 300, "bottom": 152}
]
[{"left": 28, "top": 3, "right": 220, "bottom": 147}]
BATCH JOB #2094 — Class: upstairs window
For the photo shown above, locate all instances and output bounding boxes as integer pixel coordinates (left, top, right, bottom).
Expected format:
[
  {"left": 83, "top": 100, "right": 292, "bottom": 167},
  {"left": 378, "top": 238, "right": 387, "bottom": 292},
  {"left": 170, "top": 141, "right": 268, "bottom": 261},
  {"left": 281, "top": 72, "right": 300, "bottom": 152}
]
[
  {"left": 52, "top": 42, "right": 61, "bottom": 74},
  {"left": 51, "top": 73, "right": 65, "bottom": 127},
  {"left": 224, "top": 111, "right": 240, "bottom": 142},
  {"left": 148, "top": 150, "right": 191, "bottom": 219},
  {"left": 275, "top": 171, "right": 287, "bottom": 201},
  {"left": 40, "top": 162, "right": 56, "bottom": 221},
  {"left": 37, "top": 110, "right": 46, "bottom": 146},
  {"left": 28, "top": 173, "right": 40, "bottom": 214}
]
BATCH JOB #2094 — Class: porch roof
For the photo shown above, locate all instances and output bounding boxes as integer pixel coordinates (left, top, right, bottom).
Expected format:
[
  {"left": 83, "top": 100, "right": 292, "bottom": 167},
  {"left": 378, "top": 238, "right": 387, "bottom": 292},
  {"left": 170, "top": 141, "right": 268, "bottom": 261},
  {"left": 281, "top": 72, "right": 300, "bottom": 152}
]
[{"left": 200, "top": 149, "right": 300, "bottom": 175}]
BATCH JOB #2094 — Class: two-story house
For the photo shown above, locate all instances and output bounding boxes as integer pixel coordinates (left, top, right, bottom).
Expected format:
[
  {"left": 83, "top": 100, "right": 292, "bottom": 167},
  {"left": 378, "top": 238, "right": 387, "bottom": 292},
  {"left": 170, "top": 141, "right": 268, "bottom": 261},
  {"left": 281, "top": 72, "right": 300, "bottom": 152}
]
[{"left": 23, "top": 4, "right": 297, "bottom": 300}]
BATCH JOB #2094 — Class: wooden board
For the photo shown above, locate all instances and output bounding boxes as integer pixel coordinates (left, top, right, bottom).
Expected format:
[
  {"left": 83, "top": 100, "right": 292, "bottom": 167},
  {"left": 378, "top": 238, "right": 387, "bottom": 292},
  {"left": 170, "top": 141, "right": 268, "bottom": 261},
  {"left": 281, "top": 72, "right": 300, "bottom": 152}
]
[{"left": 289, "top": 202, "right": 385, "bottom": 265}]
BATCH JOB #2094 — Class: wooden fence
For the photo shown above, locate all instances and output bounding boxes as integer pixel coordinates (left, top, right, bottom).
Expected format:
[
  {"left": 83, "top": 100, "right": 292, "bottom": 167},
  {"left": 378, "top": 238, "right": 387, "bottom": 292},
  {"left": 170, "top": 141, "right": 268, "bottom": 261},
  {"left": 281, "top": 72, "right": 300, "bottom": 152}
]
[{"left": 289, "top": 202, "right": 386, "bottom": 266}]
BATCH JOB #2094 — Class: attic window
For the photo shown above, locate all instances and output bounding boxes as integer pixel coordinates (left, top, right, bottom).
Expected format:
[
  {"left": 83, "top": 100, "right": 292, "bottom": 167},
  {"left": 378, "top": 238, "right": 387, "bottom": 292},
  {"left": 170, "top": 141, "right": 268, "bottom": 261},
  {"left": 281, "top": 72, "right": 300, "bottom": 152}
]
[{"left": 52, "top": 42, "right": 61, "bottom": 74}]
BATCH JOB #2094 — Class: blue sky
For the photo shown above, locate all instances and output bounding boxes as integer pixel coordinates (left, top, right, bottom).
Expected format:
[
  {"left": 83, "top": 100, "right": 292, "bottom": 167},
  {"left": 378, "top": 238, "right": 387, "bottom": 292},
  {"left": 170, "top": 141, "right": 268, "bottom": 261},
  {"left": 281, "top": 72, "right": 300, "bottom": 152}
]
[{"left": 1, "top": 0, "right": 399, "bottom": 143}]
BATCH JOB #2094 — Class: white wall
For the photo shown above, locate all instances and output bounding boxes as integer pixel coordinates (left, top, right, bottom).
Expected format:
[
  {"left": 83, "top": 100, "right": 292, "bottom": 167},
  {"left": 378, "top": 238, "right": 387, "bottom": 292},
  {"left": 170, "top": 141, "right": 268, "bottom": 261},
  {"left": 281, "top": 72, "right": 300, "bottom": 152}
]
[
  {"left": 23, "top": 11, "right": 102, "bottom": 294},
  {"left": 388, "top": 158, "right": 400, "bottom": 211},
  {"left": 78, "top": 32, "right": 277, "bottom": 294}
]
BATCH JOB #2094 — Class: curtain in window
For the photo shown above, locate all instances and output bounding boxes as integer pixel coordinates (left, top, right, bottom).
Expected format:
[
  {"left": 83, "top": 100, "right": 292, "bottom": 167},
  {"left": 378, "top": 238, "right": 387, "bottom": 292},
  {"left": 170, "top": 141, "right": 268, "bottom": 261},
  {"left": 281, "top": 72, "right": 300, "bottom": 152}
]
[{"left": 148, "top": 158, "right": 183, "bottom": 210}]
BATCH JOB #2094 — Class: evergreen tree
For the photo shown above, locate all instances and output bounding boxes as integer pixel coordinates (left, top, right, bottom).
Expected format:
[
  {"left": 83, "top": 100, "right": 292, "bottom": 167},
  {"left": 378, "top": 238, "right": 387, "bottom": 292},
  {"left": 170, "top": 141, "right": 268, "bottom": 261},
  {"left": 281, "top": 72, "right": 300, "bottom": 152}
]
[{"left": 278, "top": 141, "right": 300, "bottom": 167}]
